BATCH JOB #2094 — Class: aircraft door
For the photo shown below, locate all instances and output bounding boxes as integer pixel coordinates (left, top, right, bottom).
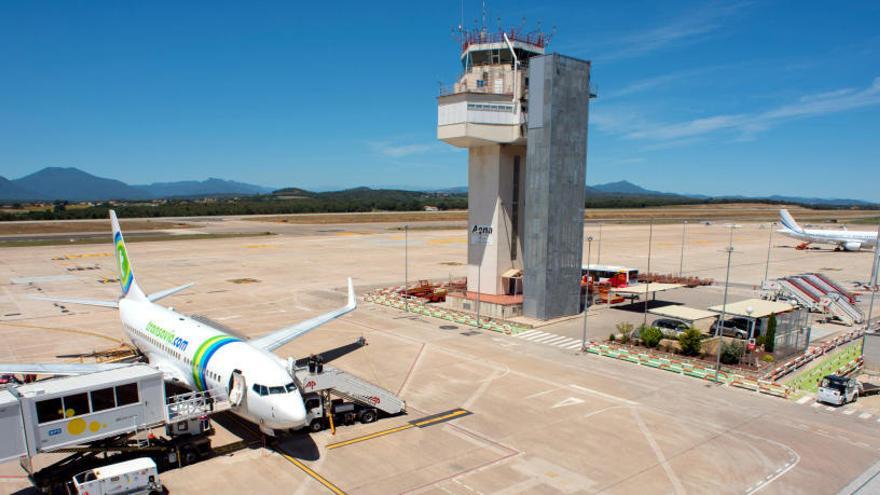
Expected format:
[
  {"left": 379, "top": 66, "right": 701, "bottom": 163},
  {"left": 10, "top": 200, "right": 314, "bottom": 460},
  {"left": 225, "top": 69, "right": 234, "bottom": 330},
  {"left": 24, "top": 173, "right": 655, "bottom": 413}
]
[{"left": 228, "top": 370, "right": 246, "bottom": 407}]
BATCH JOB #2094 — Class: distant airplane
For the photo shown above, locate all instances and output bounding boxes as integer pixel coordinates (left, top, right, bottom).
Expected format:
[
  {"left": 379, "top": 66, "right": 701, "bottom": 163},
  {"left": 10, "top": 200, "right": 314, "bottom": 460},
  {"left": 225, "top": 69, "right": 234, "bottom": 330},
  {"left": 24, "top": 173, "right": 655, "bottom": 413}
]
[
  {"left": 0, "top": 211, "right": 357, "bottom": 435},
  {"left": 779, "top": 209, "right": 877, "bottom": 251}
]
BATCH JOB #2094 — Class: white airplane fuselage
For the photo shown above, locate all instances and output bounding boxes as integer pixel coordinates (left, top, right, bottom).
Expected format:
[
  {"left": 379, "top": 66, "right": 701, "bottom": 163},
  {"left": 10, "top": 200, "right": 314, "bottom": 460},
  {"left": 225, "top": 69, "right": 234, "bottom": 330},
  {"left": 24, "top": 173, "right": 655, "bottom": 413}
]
[
  {"left": 780, "top": 227, "right": 877, "bottom": 251},
  {"left": 118, "top": 298, "right": 307, "bottom": 431}
]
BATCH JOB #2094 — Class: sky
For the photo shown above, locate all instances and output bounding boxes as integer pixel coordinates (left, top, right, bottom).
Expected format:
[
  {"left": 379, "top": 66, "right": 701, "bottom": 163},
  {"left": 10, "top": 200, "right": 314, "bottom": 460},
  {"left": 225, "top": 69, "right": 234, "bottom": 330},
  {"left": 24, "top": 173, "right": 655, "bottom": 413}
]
[{"left": 0, "top": 1, "right": 878, "bottom": 200}]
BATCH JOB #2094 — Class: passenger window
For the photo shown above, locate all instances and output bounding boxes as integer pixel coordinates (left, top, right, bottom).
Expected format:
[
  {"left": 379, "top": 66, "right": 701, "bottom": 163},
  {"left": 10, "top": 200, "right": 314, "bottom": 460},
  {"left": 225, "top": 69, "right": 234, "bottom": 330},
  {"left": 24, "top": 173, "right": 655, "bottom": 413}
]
[
  {"left": 115, "top": 383, "right": 139, "bottom": 406},
  {"left": 36, "top": 398, "right": 64, "bottom": 423},
  {"left": 91, "top": 387, "right": 116, "bottom": 411},
  {"left": 63, "top": 392, "right": 90, "bottom": 417}
]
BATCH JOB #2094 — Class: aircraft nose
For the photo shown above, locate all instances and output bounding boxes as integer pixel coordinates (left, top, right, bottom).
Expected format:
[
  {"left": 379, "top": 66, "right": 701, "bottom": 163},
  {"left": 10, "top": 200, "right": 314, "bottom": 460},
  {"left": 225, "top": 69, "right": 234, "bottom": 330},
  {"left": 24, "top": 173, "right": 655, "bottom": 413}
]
[{"left": 273, "top": 396, "right": 307, "bottom": 427}]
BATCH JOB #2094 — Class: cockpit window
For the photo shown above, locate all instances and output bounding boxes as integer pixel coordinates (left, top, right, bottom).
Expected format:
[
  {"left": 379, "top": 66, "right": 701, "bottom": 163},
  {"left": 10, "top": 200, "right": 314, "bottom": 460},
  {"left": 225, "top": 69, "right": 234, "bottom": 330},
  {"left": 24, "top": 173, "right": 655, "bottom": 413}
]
[
  {"left": 269, "top": 386, "right": 285, "bottom": 395},
  {"left": 252, "top": 384, "right": 268, "bottom": 396},
  {"left": 285, "top": 382, "right": 296, "bottom": 393}
]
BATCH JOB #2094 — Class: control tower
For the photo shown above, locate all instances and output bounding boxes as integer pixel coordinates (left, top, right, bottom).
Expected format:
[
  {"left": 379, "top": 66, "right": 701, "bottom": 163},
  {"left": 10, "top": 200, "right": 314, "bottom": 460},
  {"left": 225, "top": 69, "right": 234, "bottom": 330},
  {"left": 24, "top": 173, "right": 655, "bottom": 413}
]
[{"left": 438, "top": 26, "right": 593, "bottom": 320}]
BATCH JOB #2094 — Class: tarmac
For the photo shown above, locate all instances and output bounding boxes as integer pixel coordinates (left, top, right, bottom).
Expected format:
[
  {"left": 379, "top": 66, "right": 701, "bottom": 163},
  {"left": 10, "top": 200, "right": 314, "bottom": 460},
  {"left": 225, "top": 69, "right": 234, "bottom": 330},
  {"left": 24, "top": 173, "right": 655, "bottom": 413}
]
[{"left": 1, "top": 215, "right": 879, "bottom": 494}]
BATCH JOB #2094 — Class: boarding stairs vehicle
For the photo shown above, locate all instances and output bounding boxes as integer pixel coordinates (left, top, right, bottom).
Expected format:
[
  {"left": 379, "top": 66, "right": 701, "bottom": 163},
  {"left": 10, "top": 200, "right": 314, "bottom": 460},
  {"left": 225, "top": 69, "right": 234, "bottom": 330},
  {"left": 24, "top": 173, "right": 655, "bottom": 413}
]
[
  {"left": 288, "top": 356, "right": 406, "bottom": 432},
  {"left": 166, "top": 387, "right": 232, "bottom": 423},
  {"left": 763, "top": 273, "right": 864, "bottom": 326}
]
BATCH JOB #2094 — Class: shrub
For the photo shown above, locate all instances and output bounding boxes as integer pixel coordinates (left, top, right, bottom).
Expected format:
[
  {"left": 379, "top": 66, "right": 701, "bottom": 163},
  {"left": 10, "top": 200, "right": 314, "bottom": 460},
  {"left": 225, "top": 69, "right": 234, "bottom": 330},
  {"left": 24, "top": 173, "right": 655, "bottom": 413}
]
[
  {"left": 764, "top": 314, "right": 777, "bottom": 353},
  {"left": 640, "top": 326, "right": 663, "bottom": 348},
  {"left": 761, "top": 354, "right": 775, "bottom": 363},
  {"left": 678, "top": 327, "right": 703, "bottom": 356},
  {"left": 616, "top": 322, "right": 634, "bottom": 344},
  {"left": 608, "top": 333, "right": 616, "bottom": 343},
  {"left": 720, "top": 340, "right": 745, "bottom": 365}
]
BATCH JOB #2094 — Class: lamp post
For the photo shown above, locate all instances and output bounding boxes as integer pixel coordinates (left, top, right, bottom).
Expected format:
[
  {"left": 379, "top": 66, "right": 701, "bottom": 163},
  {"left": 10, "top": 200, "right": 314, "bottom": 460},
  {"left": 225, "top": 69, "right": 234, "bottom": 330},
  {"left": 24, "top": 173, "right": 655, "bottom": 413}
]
[
  {"left": 597, "top": 223, "right": 603, "bottom": 265},
  {"left": 404, "top": 225, "right": 409, "bottom": 313},
  {"left": 679, "top": 220, "right": 687, "bottom": 276},
  {"left": 861, "top": 225, "right": 880, "bottom": 354},
  {"left": 582, "top": 236, "right": 593, "bottom": 351},
  {"left": 715, "top": 245, "right": 734, "bottom": 380},
  {"left": 643, "top": 219, "right": 654, "bottom": 327},
  {"left": 763, "top": 222, "right": 774, "bottom": 283}
]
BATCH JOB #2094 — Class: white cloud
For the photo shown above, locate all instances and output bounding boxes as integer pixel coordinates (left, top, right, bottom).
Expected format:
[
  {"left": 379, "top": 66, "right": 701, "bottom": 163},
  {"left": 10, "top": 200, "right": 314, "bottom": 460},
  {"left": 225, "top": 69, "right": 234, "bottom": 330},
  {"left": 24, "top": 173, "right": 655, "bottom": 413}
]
[
  {"left": 368, "top": 140, "right": 436, "bottom": 158},
  {"left": 594, "top": 2, "right": 751, "bottom": 61},
  {"left": 595, "top": 76, "right": 880, "bottom": 142}
]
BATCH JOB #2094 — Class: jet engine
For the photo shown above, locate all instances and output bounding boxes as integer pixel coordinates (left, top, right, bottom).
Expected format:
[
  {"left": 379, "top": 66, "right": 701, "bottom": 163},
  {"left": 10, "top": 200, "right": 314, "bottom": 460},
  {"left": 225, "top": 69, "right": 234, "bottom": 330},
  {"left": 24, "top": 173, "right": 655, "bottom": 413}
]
[{"left": 843, "top": 241, "right": 862, "bottom": 251}]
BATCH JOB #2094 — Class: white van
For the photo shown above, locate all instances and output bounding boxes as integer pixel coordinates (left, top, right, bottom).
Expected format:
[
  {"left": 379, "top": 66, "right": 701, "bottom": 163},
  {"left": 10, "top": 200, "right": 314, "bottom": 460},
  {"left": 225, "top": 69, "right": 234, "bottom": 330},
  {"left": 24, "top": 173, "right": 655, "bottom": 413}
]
[
  {"left": 72, "top": 457, "right": 162, "bottom": 495},
  {"left": 818, "top": 375, "right": 861, "bottom": 406}
]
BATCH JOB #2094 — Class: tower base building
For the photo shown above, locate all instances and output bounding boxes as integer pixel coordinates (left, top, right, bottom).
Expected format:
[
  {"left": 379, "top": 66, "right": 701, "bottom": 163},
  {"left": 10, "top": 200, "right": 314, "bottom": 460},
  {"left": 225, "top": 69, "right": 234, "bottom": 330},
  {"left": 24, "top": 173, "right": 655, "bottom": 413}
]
[{"left": 437, "top": 28, "right": 593, "bottom": 321}]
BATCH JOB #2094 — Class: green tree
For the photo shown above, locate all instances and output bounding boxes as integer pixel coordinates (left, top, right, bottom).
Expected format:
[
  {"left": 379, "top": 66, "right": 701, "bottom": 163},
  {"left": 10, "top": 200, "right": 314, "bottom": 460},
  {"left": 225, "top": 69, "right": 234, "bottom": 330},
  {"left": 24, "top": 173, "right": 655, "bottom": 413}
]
[
  {"left": 678, "top": 327, "right": 703, "bottom": 356},
  {"left": 720, "top": 340, "right": 745, "bottom": 365},
  {"left": 616, "top": 322, "right": 634, "bottom": 344},
  {"left": 639, "top": 325, "right": 663, "bottom": 348},
  {"left": 764, "top": 314, "right": 777, "bottom": 353}
]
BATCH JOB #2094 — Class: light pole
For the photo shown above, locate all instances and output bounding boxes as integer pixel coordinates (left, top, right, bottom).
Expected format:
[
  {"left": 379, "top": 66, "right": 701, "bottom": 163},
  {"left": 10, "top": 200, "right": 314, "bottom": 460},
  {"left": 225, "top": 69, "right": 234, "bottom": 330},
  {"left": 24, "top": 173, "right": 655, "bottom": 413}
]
[
  {"left": 715, "top": 244, "right": 734, "bottom": 380},
  {"left": 861, "top": 225, "right": 880, "bottom": 354},
  {"left": 763, "top": 221, "right": 774, "bottom": 282},
  {"left": 582, "top": 236, "right": 593, "bottom": 351},
  {"left": 597, "top": 223, "right": 603, "bottom": 265},
  {"left": 643, "top": 219, "right": 654, "bottom": 327},
  {"left": 679, "top": 220, "right": 687, "bottom": 276},
  {"left": 404, "top": 224, "right": 409, "bottom": 313}
]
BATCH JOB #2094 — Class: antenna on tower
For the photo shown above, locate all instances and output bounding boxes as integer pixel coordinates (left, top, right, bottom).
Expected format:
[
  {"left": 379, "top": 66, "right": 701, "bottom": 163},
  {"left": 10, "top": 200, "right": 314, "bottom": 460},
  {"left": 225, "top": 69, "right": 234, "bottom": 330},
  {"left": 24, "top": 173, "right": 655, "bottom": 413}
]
[{"left": 481, "top": 0, "right": 487, "bottom": 31}]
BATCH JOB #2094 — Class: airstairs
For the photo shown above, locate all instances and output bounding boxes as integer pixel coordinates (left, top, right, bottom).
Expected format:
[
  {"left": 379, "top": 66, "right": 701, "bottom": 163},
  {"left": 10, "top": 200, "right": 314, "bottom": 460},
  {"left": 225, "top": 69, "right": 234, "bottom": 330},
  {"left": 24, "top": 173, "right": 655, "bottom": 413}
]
[
  {"left": 292, "top": 364, "right": 406, "bottom": 416},
  {"left": 763, "top": 272, "right": 864, "bottom": 326}
]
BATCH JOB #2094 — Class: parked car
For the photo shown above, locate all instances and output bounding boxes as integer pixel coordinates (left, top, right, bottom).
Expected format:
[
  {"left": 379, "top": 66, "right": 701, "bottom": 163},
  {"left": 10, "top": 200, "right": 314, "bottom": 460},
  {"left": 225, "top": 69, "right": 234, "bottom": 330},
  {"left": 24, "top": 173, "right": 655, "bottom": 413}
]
[
  {"left": 652, "top": 318, "right": 689, "bottom": 336},
  {"left": 818, "top": 375, "right": 861, "bottom": 406},
  {"left": 0, "top": 374, "right": 19, "bottom": 387},
  {"left": 710, "top": 317, "right": 750, "bottom": 339}
]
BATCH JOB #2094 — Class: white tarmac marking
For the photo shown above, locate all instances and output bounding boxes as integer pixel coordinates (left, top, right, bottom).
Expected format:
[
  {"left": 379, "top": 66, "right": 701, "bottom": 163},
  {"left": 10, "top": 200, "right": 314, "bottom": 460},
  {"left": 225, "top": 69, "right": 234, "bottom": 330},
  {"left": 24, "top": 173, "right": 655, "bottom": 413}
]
[
  {"left": 743, "top": 437, "right": 800, "bottom": 495},
  {"left": 522, "top": 332, "right": 554, "bottom": 342},
  {"left": 796, "top": 396, "right": 812, "bottom": 404},
  {"left": 555, "top": 338, "right": 579, "bottom": 347},
  {"left": 542, "top": 336, "right": 570, "bottom": 346},
  {"left": 860, "top": 413, "right": 873, "bottom": 420},
  {"left": 532, "top": 334, "right": 565, "bottom": 343},
  {"left": 563, "top": 341, "right": 584, "bottom": 350},
  {"left": 632, "top": 408, "right": 686, "bottom": 495},
  {"left": 569, "top": 384, "right": 639, "bottom": 406},
  {"left": 515, "top": 330, "right": 540, "bottom": 338},
  {"left": 551, "top": 397, "right": 585, "bottom": 409}
]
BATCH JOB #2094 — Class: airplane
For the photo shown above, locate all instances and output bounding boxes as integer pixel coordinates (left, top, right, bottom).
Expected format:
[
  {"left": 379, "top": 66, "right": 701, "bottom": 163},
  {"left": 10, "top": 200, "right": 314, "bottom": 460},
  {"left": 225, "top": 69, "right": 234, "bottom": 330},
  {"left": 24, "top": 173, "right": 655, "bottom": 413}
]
[
  {"left": 779, "top": 209, "right": 877, "bottom": 251},
  {"left": 0, "top": 211, "right": 357, "bottom": 435}
]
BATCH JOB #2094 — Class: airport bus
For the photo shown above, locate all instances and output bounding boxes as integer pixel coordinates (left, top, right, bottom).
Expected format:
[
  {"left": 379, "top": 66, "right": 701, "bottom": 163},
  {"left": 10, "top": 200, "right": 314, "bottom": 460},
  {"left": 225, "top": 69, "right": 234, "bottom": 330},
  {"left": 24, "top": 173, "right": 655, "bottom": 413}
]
[{"left": 582, "top": 264, "right": 639, "bottom": 288}]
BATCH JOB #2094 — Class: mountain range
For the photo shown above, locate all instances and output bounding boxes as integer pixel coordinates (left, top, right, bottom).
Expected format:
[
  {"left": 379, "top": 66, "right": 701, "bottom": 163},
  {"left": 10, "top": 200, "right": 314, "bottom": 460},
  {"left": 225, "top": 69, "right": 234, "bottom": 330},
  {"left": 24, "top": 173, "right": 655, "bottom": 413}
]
[
  {"left": 0, "top": 167, "right": 874, "bottom": 207},
  {"left": 0, "top": 167, "right": 273, "bottom": 201}
]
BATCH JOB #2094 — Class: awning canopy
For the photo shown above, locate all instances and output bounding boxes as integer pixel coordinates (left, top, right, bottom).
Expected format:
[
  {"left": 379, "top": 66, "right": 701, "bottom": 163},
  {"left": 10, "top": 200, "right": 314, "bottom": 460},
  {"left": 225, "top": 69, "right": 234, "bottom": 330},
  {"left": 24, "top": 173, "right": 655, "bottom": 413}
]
[
  {"left": 612, "top": 283, "right": 684, "bottom": 295},
  {"left": 708, "top": 299, "right": 795, "bottom": 319},
  {"left": 649, "top": 305, "right": 718, "bottom": 322},
  {"left": 502, "top": 268, "right": 523, "bottom": 278}
]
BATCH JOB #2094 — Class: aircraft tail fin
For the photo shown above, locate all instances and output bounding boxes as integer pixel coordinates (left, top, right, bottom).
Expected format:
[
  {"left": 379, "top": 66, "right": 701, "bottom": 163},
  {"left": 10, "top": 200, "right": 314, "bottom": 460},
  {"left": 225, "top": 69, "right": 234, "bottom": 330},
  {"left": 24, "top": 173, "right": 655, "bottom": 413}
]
[
  {"left": 779, "top": 209, "right": 804, "bottom": 234},
  {"left": 111, "top": 210, "right": 147, "bottom": 301}
]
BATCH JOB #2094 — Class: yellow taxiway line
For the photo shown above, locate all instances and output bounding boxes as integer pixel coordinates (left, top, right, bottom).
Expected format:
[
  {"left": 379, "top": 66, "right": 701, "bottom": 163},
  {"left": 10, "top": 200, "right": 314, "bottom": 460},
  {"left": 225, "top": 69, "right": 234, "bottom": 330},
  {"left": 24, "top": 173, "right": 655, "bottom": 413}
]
[
  {"left": 326, "top": 408, "right": 471, "bottom": 450},
  {"left": 278, "top": 451, "right": 347, "bottom": 495}
]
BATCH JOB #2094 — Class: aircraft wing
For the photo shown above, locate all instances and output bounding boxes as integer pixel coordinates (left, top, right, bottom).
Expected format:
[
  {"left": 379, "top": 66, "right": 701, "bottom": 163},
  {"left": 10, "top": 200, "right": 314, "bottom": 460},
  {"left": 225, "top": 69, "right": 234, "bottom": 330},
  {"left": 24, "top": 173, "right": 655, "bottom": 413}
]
[
  {"left": 0, "top": 362, "right": 132, "bottom": 376},
  {"left": 30, "top": 296, "right": 118, "bottom": 308},
  {"left": 250, "top": 278, "right": 357, "bottom": 352}
]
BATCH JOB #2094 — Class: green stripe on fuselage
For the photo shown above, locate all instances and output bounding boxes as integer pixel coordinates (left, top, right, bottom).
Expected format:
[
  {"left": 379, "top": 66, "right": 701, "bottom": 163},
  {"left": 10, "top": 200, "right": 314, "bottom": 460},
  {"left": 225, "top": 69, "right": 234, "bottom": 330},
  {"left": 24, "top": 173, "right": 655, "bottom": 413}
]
[{"left": 191, "top": 335, "right": 228, "bottom": 390}]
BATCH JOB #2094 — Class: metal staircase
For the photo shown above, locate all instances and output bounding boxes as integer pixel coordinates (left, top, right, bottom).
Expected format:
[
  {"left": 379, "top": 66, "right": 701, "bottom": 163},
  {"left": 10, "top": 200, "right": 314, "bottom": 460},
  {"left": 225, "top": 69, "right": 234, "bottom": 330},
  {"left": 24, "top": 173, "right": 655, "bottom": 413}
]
[
  {"left": 293, "top": 365, "right": 406, "bottom": 416},
  {"left": 166, "top": 388, "right": 231, "bottom": 423},
  {"left": 764, "top": 273, "right": 864, "bottom": 326}
]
